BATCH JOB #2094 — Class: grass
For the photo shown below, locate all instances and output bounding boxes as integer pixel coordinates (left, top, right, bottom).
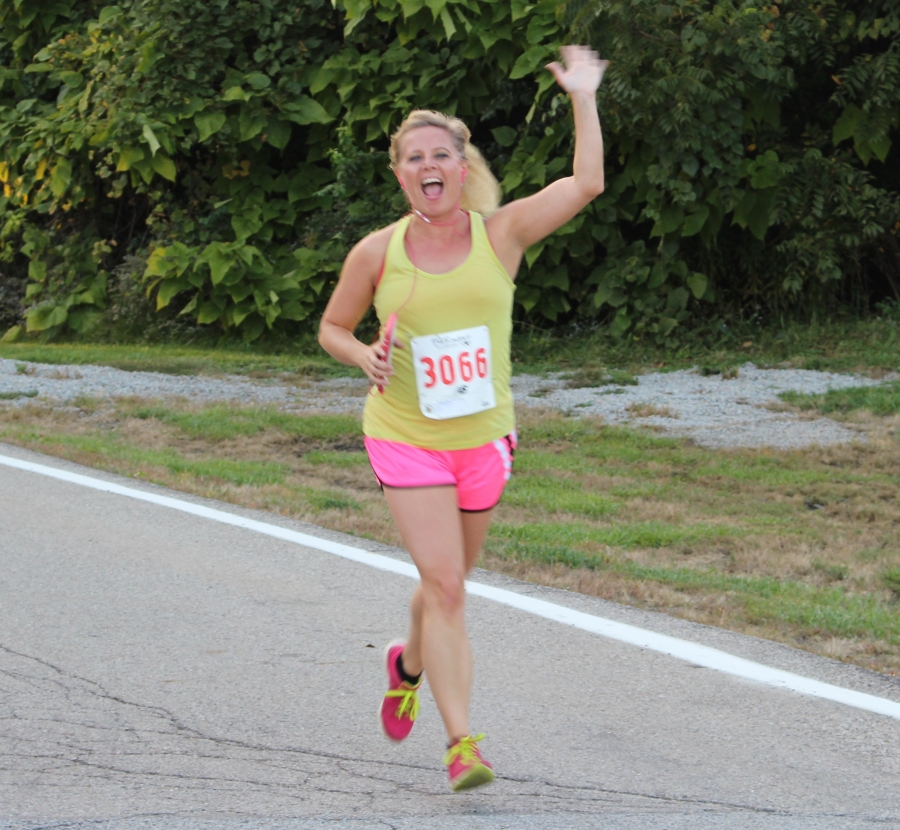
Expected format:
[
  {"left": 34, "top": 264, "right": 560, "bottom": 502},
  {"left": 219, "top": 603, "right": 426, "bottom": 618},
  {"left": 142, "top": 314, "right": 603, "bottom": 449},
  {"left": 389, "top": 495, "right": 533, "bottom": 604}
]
[
  {"left": 509, "top": 311, "right": 900, "bottom": 377},
  {"left": 1, "top": 394, "right": 899, "bottom": 675},
  {"left": 882, "top": 567, "right": 900, "bottom": 600},
  {"left": 626, "top": 402, "right": 678, "bottom": 419},
  {"left": 488, "top": 533, "right": 900, "bottom": 643},
  {"left": 698, "top": 364, "right": 741, "bottom": 379},
  {"left": 562, "top": 367, "right": 638, "bottom": 388},
  {"left": 2, "top": 310, "right": 899, "bottom": 381},
  {"left": 11, "top": 429, "right": 291, "bottom": 486},
  {"left": 0, "top": 340, "right": 347, "bottom": 380},
  {"left": 118, "top": 401, "right": 362, "bottom": 442},
  {"left": 492, "top": 519, "right": 737, "bottom": 550},
  {"left": 781, "top": 381, "right": 900, "bottom": 417}
]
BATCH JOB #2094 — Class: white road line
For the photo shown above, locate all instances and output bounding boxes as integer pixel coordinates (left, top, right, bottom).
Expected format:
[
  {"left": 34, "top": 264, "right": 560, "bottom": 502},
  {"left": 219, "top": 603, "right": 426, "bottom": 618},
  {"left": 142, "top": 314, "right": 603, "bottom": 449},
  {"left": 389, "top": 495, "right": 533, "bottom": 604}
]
[{"left": 3, "top": 451, "right": 899, "bottom": 722}]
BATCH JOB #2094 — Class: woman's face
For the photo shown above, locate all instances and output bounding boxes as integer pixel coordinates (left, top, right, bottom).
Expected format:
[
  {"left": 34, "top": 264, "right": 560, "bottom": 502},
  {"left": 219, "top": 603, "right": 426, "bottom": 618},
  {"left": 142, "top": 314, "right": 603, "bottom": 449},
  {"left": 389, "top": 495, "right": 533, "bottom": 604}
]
[{"left": 395, "top": 126, "right": 467, "bottom": 216}]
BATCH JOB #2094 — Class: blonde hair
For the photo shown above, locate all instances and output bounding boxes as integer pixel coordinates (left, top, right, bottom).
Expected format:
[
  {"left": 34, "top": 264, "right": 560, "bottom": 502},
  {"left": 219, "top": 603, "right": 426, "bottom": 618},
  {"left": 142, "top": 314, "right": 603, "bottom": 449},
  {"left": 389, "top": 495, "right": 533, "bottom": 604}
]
[{"left": 389, "top": 109, "right": 501, "bottom": 217}]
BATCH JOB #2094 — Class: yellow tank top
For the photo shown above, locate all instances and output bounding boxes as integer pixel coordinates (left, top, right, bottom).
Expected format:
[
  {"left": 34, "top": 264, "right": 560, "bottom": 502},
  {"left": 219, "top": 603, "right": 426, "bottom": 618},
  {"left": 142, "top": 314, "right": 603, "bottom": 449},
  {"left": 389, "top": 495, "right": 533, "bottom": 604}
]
[{"left": 362, "top": 212, "right": 515, "bottom": 450}]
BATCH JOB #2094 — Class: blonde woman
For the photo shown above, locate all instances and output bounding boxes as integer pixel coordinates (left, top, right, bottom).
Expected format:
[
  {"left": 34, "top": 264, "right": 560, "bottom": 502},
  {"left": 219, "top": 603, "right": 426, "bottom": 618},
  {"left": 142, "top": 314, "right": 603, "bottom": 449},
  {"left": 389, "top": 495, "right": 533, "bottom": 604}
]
[{"left": 319, "top": 45, "right": 607, "bottom": 791}]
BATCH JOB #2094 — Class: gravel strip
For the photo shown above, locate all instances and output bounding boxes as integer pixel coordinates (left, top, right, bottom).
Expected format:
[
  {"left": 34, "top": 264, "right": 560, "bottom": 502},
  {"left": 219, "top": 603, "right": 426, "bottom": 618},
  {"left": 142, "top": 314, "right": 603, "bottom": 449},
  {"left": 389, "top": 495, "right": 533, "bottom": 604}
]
[
  {"left": 1, "top": 358, "right": 893, "bottom": 450},
  {"left": 511, "top": 364, "right": 893, "bottom": 450},
  {"left": 0, "top": 358, "right": 367, "bottom": 415}
]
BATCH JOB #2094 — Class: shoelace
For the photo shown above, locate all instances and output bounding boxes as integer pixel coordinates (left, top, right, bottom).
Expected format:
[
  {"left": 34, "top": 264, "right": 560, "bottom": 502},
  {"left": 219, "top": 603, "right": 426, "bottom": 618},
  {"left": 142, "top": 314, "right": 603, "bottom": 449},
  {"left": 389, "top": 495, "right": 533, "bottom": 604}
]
[
  {"left": 384, "top": 684, "right": 420, "bottom": 722},
  {"left": 442, "top": 733, "right": 486, "bottom": 766}
]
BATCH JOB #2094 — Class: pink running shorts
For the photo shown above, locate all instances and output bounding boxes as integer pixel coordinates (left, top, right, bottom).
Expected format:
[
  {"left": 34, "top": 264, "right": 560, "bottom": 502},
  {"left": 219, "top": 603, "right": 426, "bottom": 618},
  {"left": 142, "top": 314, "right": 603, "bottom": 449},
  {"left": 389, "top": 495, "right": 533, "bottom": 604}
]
[{"left": 364, "top": 432, "right": 517, "bottom": 512}]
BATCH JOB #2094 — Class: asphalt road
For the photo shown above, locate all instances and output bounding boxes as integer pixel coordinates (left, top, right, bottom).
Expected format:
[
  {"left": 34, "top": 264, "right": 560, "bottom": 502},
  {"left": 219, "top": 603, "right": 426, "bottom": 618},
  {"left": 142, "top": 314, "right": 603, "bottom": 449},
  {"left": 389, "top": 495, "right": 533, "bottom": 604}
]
[{"left": 1, "top": 442, "right": 899, "bottom": 829}]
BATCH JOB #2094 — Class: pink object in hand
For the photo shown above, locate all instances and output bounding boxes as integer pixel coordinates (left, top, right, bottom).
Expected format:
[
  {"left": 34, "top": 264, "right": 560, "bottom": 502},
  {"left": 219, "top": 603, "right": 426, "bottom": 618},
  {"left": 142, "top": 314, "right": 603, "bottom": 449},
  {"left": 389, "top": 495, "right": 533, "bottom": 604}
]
[{"left": 377, "top": 313, "right": 397, "bottom": 394}]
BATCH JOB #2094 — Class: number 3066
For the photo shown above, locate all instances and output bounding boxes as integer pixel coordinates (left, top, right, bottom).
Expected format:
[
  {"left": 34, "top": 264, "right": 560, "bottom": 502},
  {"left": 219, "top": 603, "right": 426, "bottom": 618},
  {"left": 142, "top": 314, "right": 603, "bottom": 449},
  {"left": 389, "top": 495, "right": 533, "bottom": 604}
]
[{"left": 420, "top": 348, "right": 488, "bottom": 388}]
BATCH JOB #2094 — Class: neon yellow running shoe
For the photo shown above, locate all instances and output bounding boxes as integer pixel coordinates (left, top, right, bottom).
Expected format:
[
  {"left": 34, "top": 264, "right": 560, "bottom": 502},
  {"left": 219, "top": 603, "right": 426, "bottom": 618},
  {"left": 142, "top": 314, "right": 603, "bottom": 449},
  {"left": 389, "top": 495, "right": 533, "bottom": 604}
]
[{"left": 443, "top": 733, "right": 495, "bottom": 792}]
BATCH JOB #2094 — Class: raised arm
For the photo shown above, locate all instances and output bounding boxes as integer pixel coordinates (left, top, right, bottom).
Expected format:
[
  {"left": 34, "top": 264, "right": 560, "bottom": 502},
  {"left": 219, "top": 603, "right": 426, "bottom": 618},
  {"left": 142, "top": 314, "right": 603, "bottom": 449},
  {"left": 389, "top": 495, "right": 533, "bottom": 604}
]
[{"left": 487, "top": 46, "right": 608, "bottom": 264}]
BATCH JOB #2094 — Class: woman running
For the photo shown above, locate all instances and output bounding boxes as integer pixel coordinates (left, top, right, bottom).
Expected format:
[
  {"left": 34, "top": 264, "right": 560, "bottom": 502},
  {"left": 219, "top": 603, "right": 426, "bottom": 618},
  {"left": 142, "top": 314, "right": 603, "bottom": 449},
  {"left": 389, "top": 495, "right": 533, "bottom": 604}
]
[{"left": 318, "top": 45, "right": 607, "bottom": 791}]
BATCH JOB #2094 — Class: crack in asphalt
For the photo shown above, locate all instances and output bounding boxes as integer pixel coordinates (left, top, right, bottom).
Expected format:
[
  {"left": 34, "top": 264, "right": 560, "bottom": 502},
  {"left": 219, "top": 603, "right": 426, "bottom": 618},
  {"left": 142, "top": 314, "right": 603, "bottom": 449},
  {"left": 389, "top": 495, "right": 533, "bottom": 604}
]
[{"left": 2, "top": 643, "right": 896, "bottom": 824}]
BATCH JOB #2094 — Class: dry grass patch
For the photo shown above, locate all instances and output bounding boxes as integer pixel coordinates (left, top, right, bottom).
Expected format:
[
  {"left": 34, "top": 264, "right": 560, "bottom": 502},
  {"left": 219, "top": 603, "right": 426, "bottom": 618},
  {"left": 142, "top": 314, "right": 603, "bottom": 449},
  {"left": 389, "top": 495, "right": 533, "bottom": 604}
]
[
  {"left": 483, "top": 409, "right": 900, "bottom": 674},
  {"left": 478, "top": 552, "right": 900, "bottom": 675},
  {"left": 44, "top": 368, "right": 84, "bottom": 380},
  {"left": 626, "top": 402, "right": 679, "bottom": 418},
  {"left": 0, "top": 399, "right": 398, "bottom": 545}
]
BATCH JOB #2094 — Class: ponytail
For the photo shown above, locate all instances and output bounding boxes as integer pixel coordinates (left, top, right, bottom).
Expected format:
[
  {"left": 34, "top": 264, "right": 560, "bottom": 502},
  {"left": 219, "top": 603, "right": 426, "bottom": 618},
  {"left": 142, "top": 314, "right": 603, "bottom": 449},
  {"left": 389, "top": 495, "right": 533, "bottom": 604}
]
[{"left": 460, "top": 142, "right": 501, "bottom": 217}]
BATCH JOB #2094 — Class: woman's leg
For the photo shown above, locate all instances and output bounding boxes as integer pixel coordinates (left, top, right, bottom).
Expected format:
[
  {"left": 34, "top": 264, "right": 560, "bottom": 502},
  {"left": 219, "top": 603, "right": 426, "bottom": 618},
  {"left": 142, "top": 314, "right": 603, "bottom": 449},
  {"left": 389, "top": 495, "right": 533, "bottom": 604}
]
[
  {"left": 402, "top": 507, "right": 494, "bottom": 680},
  {"left": 460, "top": 509, "right": 495, "bottom": 574},
  {"left": 384, "top": 484, "right": 476, "bottom": 741}
]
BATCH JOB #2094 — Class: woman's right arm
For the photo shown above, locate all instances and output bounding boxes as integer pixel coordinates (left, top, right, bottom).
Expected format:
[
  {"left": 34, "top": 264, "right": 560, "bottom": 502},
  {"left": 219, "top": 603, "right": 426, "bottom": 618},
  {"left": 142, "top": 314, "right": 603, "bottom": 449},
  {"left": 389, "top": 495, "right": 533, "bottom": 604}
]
[{"left": 318, "top": 228, "right": 395, "bottom": 388}]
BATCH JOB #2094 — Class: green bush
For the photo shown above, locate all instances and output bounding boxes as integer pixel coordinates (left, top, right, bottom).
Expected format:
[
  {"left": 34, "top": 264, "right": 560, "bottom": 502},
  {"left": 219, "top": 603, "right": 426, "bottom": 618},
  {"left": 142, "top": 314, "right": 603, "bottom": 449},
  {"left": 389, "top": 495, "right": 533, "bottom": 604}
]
[
  {"left": 1, "top": 0, "right": 898, "bottom": 344},
  {"left": 562, "top": 0, "right": 900, "bottom": 338},
  {"left": 0, "top": 0, "right": 567, "bottom": 340}
]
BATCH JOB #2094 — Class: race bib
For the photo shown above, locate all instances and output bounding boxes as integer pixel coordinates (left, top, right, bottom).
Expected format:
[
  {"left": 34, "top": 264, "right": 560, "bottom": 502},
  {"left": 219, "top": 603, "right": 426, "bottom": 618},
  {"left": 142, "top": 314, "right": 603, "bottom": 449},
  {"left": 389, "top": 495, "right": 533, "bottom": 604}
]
[{"left": 410, "top": 325, "right": 496, "bottom": 420}]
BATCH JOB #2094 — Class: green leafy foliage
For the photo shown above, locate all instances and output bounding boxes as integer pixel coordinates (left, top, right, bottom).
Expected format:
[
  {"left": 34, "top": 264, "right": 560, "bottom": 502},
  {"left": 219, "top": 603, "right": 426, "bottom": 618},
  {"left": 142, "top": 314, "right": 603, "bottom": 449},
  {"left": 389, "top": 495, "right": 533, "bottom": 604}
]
[
  {"left": 0, "top": 0, "right": 898, "bottom": 343},
  {"left": 0, "top": 0, "right": 566, "bottom": 339},
  {"left": 0, "top": 0, "right": 352, "bottom": 338},
  {"left": 563, "top": 0, "right": 900, "bottom": 338}
]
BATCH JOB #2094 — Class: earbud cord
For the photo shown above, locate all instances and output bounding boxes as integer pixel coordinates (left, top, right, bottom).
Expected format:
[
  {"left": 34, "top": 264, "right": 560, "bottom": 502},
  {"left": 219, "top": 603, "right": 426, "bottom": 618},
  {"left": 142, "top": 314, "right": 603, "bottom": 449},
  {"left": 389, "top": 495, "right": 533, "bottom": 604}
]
[
  {"left": 395, "top": 193, "right": 469, "bottom": 319},
  {"left": 382, "top": 185, "right": 470, "bottom": 354},
  {"left": 411, "top": 205, "right": 467, "bottom": 231}
]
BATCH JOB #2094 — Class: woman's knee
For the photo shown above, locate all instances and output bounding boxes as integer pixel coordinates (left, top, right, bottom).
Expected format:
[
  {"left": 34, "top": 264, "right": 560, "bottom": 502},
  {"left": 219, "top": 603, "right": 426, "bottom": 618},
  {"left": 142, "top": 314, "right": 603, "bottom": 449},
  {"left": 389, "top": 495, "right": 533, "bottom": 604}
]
[{"left": 421, "top": 571, "right": 466, "bottom": 615}]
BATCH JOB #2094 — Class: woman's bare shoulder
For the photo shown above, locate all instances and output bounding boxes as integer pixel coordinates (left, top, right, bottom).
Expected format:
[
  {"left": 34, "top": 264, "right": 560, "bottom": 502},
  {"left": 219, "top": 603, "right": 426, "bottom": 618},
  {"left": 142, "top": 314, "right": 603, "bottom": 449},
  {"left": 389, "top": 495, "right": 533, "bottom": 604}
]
[
  {"left": 338, "top": 221, "right": 402, "bottom": 290},
  {"left": 350, "top": 222, "right": 399, "bottom": 264}
]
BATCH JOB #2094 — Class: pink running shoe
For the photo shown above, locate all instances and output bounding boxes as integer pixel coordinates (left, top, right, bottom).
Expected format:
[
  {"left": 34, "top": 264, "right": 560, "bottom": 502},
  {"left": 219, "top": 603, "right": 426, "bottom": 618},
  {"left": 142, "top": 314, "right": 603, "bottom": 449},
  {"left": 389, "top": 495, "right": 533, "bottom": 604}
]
[
  {"left": 380, "top": 641, "right": 421, "bottom": 741},
  {"left": 443, "top": 734, "right": 495, "bottom": 792}
]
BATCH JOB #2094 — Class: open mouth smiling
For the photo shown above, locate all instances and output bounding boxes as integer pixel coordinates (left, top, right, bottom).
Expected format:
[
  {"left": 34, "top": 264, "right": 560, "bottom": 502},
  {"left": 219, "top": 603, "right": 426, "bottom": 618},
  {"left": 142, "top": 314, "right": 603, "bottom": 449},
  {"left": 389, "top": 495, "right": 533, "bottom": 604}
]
[{"left": 422, "top": 177, "right": 444, "bottom": 199}]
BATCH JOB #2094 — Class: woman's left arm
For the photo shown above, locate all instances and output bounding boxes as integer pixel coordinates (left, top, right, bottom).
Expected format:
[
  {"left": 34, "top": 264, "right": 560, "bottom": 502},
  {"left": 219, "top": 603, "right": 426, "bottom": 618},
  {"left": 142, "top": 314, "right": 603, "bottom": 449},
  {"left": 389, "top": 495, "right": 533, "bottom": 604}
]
[{"left": 488, "top": 46, "right": 609, "bottom": 257}]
